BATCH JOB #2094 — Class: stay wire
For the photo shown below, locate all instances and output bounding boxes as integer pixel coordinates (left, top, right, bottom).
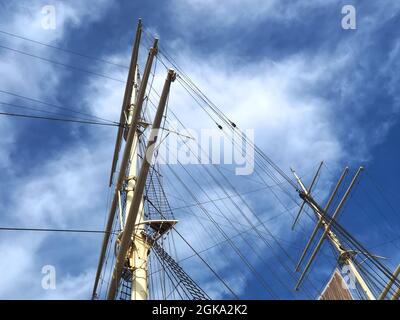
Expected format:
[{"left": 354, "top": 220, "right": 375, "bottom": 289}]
[
  {"left": 152, "top": 42, "right": 298, "bottom": 190},
  {"left": 177, "top": 72, "right": 298, "bottom": 191},
  {"left": 0, "top": 29, "right": 129, "bottom": 69},
  {"left": 0, "top": 100, "right": 112, "bottom": 124},
  {"left": 146, "top": 94, "right": 317, "bottom": 295},
  {"left": 0, "top": 226, "right": 118, "bottom": 234},
  {"left": 147, "top": 190, "right": 239, "bottom": 299},
  {"left": 0, "top": 111, "right": 121, "bottom": 127},
  {"left": 165, "top": 162, "right": 276, "bottom": 298},
  {"left": 321, "top": 164, "right": 400, "bottom": 286},
  {"left": 139, "top": 121, "right": 229, "bottom": 299},
  {"left": 166, "top": 154, "right": 288, "bottom": 298},
  {"left": 0, "top": 88, "right": 118, "bottom": 124},
  {"left": 173, "top": 72, "right": 299, "bottom": 199},
  {"left": 145, "top": 94, "right": 324, "bottom": 296},
  {"left": 0, "top": 44, "right": 126, "bottom": 83}
]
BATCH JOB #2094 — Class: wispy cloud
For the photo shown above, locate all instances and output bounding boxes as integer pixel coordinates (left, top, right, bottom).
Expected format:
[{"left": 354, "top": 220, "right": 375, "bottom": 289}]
[{"left": 0, "top": 0, "right": 117, "bottom": 299}]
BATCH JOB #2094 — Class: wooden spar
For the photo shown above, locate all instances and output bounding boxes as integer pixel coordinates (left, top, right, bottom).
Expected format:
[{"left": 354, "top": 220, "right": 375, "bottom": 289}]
[
  {"left": 107, "top": 69, "right": 176, "bottom": 300},
  {"left": 379, "top": 263, "right": 400, "bottom": 300},
  {"left": 91, "top": 37, "right": 158, "bottom": 300},
  {"left": 295, "top": 166, "right": 349, "bottom": 272},
  {"left": 294, "top": 167, "right": 365, "bottom": 290},
  {"left": 291, "top": 161, "right": 324, "bottom": 230},
  {"left": 109, "top": 19, "right": 142, "bottom": 187}
]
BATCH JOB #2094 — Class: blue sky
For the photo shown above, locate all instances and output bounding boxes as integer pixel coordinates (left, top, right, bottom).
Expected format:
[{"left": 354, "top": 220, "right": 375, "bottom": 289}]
[{"left": 0, "top": 0, "right": 399, "bottom": 299}]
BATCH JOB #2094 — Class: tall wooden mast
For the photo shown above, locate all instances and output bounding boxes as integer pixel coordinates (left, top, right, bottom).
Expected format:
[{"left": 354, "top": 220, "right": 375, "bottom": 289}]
[{"left": 291, "top": 164, "right": 375, "bottom": 300}]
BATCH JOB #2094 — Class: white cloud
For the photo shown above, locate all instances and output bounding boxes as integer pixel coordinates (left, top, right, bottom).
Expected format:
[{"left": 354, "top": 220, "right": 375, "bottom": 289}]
[
  {"left": 0, "top": 0, "right": 117, "bottom": 299},
  {"left": 1, "top": 0, "right": 113, "bottom": 39},
  {"left": 0, "top": 120, "right": 16, "bottom": 169},
  {"left": 164, "top": 51, "right": 345, "bottom": 175},
  {"left": 0, "top": 235, "right": 42, "bottom": 298},
  {"left": 170, "top": 0, "right": 340, "bottom": 29}
]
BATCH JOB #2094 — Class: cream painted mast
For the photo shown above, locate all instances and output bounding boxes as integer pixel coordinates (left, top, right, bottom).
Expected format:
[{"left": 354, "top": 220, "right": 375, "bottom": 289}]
[{"left": 92, "top": 19, "right": 177, "bottom": 300}]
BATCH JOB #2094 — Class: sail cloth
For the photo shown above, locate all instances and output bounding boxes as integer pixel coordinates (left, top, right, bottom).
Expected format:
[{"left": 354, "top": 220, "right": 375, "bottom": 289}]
[{"left": 319, "top": 269, "right": 354, "bottom": 300}]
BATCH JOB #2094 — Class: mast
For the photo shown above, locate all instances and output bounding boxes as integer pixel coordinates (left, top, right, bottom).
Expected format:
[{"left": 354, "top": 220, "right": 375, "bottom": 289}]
[
  {"left": 92, "top": 19, "right": 210, "bottom": 301},
  {"left": 380, "top": 264, "right": 400, "bottom": 300},
  {"left": 92, "top": 19, "right": 144, "bottom": 299},
  {"left": 124, "top": 62, "right": 145, "bottom": 300},
  {"left": 291, "top": 165, "right": 376, "bottom": 300},
  {"left": 107, "top": 69, "right": 176, "bottom": 300},
  {"left": 109, "top": 19, "right": 143, "bottom": 187},
  {"left": 92, "top": 20, "right": 158, "bottom": 299}
]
